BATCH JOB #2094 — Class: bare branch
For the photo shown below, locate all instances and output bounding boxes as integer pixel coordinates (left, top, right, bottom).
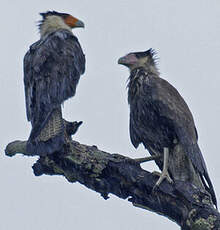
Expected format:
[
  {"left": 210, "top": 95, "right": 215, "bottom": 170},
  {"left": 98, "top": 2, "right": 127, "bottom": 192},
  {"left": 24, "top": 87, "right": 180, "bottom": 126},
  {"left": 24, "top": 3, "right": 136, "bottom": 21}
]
[{"left": 5, "top": 136, "right": 220, "bottom": 230}]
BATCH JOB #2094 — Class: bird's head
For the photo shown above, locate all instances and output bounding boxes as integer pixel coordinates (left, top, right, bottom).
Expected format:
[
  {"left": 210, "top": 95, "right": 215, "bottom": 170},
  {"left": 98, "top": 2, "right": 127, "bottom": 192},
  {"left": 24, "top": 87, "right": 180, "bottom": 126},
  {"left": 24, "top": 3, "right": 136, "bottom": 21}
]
[
  {"left": 118, "top": 49, "right": 158, "bottom": 73},
  {"left": 40, "top": 11, "right": 84, "bottom": 28},
  {"left": 39, "top": 11, "right": 84, "bottom": 37}
]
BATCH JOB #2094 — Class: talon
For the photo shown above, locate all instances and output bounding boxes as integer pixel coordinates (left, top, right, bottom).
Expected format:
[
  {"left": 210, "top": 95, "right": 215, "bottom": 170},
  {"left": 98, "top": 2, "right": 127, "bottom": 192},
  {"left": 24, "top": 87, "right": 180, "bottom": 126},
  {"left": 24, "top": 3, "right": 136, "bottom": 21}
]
[
  {"left": 166, "top": 173, "right": 173, "bottom": 184},
  {"left": 151, "top": 147, "right": 173, "bottom": 187},
  {"left": 152, "top": 183, "right": 160, "bottom": 193},
  {"left": 155, "top": 170, "right": 173, "bottom": 187}
]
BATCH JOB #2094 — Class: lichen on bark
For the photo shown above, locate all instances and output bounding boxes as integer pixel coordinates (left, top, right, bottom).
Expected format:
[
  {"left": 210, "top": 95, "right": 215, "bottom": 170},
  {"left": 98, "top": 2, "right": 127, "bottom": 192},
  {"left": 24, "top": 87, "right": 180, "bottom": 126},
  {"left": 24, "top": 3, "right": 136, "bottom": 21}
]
[{"left": 4, "top": 122, "right": 220, "bottom": 230}]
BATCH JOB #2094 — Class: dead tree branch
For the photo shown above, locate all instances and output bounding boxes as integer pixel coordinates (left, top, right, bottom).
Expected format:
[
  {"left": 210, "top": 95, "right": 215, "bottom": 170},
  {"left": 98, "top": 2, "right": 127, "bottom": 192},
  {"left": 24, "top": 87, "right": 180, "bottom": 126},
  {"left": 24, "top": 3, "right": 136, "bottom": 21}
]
[{"left": 4, "top": 121, "right": 220, "bottom": 230}]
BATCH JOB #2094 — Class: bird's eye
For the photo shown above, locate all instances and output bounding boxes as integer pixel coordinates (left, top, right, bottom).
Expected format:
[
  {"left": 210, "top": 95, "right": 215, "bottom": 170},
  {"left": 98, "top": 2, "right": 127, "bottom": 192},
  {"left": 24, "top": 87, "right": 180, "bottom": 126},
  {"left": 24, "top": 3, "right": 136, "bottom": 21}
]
[{"left": 135, "top": 52, "right": 147, "bottom": 58}]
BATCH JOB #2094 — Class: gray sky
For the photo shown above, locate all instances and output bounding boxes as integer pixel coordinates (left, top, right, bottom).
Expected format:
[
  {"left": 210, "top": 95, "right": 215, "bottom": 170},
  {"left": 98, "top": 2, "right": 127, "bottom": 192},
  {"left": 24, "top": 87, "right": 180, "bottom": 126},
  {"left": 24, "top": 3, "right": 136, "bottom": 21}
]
[{"left": 1, "top": 0, "right": 220, "bottom": 229}]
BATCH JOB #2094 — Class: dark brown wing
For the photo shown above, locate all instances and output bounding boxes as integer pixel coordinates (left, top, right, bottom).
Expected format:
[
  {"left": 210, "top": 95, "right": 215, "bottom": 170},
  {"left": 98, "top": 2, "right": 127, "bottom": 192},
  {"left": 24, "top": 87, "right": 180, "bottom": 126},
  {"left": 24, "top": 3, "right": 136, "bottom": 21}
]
[
  {"left": 128, "top": 70, "right": 216, "bottom": 206},
  {"left": 151, "top": 77, "right": 217, "bottom": 206},
  {"left": 23, "top": 29, "right": 85, "bottom": 155},
  {"left": 24, "top": 29, "right": 85, "bottom": 140},
  {"left": 151, "top": 77, "right": 206, "bottom": 173}
]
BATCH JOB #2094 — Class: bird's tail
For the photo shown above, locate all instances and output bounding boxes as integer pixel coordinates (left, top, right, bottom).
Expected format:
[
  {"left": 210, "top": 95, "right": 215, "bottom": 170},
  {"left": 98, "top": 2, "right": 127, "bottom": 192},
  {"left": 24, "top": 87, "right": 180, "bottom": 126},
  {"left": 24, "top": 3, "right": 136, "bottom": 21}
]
[
  {"left": 27, "top": 107, "right": 65, "bottom": 156},
  {"left": 201, "top": 171, "right": 217, "bottom": 209},
  {"left": 189, "top": 143, "right": 217, "bottom": 208},
  {"left": 177, "top": 127, "right": 217, "bottom": 207}
]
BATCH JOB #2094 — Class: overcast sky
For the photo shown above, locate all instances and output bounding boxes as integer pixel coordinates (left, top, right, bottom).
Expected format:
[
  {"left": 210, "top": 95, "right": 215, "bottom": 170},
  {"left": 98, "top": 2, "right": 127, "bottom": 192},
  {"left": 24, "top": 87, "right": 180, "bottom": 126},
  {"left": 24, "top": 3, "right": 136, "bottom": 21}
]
[{"left": 1, "top": 0, "right": 220, "bottom": 229}]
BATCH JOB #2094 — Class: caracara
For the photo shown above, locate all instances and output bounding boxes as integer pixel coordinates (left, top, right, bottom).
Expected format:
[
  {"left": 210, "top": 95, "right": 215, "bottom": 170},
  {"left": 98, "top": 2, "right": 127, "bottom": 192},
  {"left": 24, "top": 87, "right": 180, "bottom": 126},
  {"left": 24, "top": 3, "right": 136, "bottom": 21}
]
[
  {"left": 24, "top": 11, "right": 85, "bottom": 156},
  {"left": 118, "top": 49, "right": 217, "bottom": 207}
]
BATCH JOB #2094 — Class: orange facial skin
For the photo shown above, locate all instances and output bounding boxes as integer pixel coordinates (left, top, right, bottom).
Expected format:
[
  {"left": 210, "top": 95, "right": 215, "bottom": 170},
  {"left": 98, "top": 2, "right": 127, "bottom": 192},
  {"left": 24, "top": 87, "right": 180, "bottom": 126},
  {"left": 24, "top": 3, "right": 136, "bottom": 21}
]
[{"left": 65, "top": 15, "right": 80, "bottom": 28}]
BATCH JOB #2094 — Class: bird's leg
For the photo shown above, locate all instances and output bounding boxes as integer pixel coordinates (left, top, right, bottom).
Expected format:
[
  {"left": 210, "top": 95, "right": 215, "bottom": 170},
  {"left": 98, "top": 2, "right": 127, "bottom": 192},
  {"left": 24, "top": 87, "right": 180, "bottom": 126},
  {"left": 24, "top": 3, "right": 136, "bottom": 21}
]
[
  {"left": 134, "top": 146, "right": 161, "bottom": 163},
  {"left": 134, "top": 155, "right": 161, "bottom": 163},
  {"left": 153, "top": 147, "right": 173, "bottom": 188}
]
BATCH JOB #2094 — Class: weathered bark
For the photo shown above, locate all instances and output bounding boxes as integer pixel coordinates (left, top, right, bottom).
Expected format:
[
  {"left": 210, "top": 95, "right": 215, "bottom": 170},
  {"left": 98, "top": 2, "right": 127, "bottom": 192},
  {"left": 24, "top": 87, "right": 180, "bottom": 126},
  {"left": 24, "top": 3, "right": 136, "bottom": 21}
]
[{"left": 5, "top": 121, "right": 220, "bottom": 230}]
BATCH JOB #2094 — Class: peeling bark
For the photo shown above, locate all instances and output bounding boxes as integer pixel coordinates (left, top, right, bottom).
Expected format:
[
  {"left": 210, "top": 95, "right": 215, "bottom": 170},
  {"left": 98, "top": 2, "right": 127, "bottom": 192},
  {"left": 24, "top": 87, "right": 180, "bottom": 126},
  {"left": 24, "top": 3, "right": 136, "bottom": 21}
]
[{"left": 4, "top": 121, "right": 220, "bottom": 230}]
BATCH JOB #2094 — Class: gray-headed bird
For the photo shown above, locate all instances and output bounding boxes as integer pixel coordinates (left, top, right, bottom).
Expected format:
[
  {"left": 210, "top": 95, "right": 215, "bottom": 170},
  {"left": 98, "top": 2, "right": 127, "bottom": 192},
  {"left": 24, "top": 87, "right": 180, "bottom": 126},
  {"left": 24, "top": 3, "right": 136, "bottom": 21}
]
[
  {"left": 24, "top": 11, "right": 85, "bottom": 156},
  {"left": 118, "top": 49, "right": 217, "bottom": 207}
]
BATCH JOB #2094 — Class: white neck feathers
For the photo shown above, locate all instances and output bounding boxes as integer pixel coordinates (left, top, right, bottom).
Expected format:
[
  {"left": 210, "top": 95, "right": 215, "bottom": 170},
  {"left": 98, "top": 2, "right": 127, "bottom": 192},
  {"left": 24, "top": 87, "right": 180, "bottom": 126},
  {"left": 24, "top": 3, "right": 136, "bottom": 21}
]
[{"left": 40, "top": 15, "right": 72, "bottom": 38}]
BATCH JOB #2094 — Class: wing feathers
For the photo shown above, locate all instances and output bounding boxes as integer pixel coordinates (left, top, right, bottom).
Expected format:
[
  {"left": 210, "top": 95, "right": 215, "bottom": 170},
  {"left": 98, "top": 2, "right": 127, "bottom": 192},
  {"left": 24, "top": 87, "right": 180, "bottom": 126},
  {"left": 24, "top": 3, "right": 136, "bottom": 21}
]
[
  {"left": 24, "top": 29, "right": 85, "bottom": 155},
  {"left": 128, "top": 69, "right": 217, "bottom": 206},
  {"left": 24, "top": 29, "right": 85, "bottom": 125}
]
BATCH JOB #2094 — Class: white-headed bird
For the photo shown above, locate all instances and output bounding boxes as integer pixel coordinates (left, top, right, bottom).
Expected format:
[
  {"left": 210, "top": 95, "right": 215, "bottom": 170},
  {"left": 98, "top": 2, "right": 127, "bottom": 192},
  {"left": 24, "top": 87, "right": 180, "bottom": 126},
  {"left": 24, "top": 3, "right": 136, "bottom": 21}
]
[
  {"left": 24, "top": 11, "right": 85, "bottom": 156},
  {"left": 118, "top": 49, "right": 217, "bottom": 207}
]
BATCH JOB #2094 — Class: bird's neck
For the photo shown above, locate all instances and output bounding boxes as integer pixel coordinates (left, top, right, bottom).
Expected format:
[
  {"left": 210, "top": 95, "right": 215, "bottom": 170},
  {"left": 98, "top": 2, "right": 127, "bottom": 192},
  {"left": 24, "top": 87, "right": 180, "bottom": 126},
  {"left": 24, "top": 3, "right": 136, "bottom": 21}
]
[
  {"left": 130, "top": 65, "right": 159, "bottom": 78},
  {"left": 39, "top": 15, "right": 73, "bottom": 38},
  {"left": 127, "top": 67, "right": 159, "bottom": 103}
]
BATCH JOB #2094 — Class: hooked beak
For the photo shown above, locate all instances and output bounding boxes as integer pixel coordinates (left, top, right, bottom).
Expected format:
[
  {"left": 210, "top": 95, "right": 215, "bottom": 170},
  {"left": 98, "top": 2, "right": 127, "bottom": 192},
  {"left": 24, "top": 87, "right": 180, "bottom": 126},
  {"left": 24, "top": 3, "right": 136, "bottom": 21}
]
[
  {"left": 65, "top": 15, "right": 85, "bottom": 29},
  {"left": 75, "top": 19, "right": 85, "bottom": 28},
  {"left": 118, "top": 57, "right": 126, "bottom": 65},
  {"left": 118, "top": 53, "right": 138, "bottom": 66}
]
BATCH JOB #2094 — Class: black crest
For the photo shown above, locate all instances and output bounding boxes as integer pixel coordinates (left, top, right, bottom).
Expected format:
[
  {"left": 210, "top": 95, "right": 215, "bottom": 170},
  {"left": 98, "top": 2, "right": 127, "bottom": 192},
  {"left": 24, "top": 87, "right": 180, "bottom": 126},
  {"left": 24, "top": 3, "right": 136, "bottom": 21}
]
[
  {"left": 40, "top": 11, "right": 69, "bottom": 19},
  {"left": 38, "top": 11, "right": 70, "bottom": 30},
  {"left": 134, "top": 48, "right": 156, "bottom": 59},
  {"left": 133, "top": 48, "right": 158, "bottom": 67}
]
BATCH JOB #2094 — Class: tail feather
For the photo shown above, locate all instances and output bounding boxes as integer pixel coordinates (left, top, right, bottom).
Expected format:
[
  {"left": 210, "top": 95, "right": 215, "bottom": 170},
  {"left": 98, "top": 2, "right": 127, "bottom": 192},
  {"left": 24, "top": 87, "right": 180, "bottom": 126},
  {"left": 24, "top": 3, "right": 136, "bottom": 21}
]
[
  {"left": 203, "top": 171, "right": 217, "bottom": 208},
  {"left": 27, "top": 107, "right": 65, "bottom": 156},
  {"left": 187, "top": 143, "right": 217, "bottom": 208}
]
